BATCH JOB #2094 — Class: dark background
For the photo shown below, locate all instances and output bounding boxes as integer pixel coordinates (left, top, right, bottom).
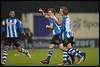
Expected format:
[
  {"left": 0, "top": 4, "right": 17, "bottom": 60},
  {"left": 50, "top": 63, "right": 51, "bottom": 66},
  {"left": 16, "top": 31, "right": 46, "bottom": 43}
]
[{"left": 1, "top": 1, "right": 99, "bottom": 19}]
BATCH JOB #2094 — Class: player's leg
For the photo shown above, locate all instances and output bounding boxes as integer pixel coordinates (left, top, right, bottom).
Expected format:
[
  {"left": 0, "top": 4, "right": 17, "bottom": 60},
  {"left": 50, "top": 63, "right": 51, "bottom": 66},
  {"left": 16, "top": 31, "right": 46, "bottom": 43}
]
[
  {"left": 51, "top": 34, "right": 71, "bottom": 65},
  {"left": 13, "top": 38, "right": 31, "bottom": 58},
  {"left": 66, "top": 42, "right": 75, "bottom": 64},
  {"left": 67, "top": 37, "right": 86, "bottom": 64},
  {"left": 62, "top": 36, "right": 76, "bottom": 64},
  {"left": 74, "top": 48, "right": 86, "bottom": 64},
  {"left": 1, "top": 39, "right": 11, "bottom": 65},
  {"left": 14, "top": 49, "right": 20, "bottom": 56},
  {"left": 58, "top": 43, "right": 71, "bottom": 65},
  {"left": 47, "top": 44, "right": 54, "bottom": 62},
  {"left": 58, "top": 37, "right": 75, "bottom": 65},
  {"left": 40, "top": 44, "right": 54, "bottom": 64},
  {"left": 40, "top": 36, "right": 55, "bottom": 64},
  {"left": 56, "top": 34, "right": 71, "bottom": 65},
  {"left": 68, "top": 47, "right": 86, "bottom": 64}
]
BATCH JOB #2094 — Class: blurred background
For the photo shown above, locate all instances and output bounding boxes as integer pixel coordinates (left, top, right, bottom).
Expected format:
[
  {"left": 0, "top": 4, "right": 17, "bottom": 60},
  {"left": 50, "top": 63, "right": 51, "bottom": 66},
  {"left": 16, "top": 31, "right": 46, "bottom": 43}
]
[{"left": 1, "top": 1, "right": 99, "bottom": 49}]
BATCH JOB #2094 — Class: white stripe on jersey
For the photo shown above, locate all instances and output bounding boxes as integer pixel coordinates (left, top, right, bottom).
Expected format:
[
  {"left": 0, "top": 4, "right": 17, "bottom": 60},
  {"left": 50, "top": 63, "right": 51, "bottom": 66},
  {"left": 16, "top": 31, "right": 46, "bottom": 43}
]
[
  {"left": 9, "top": 20, "right": 13, "bottom": 38},
  {"left": 19, "top": 20, "right": 22, "bottom": 24},
  {"left": 13, "top": 19, "right": 18, "bottom": 37},
  {"left": 65, "top": 16, "right": 71, "bottom": 32},
  {"left": 53, "top": 16, "right": 61, "bottom": 35},
  {"left": 67, "top": 32, "right": 70, "bottom": 38},
  {"left": 53, "top": 16, "right": 58, "bottom": 21},
  {"left": 6, "top": 19, "right": 9, "bottom": 37},
  {"left": 53, "top": 30, "right": 55, "bottom": 35}
]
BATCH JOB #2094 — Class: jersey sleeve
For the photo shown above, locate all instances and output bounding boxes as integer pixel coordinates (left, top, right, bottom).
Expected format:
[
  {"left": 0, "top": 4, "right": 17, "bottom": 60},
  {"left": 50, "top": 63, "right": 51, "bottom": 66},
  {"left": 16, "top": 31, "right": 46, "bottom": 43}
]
[
  {"left": 49, "top": 18, "right": 53, "bottom": 25},
  {"left": 61, "top": 19, "right": 65, "bottom": 33},
  {"left": 53, "top": 16, "right": 58, "bottom": 21},
  {"left": 16, "top": 19, "right": 24, "bottom": 33}
]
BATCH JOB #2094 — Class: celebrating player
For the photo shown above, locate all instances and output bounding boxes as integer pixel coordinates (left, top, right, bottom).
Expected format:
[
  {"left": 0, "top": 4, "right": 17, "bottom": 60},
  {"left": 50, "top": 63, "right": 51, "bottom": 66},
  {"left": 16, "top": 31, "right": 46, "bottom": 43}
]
[
  {"left": 1, "top": 10, "right": 31, "bottom": 65},
  {"left": 58, "top": 6, "right": 86, "bottom": 65},
  {"left": 39, "top": 8, "right": 74, "bottom": 65}
]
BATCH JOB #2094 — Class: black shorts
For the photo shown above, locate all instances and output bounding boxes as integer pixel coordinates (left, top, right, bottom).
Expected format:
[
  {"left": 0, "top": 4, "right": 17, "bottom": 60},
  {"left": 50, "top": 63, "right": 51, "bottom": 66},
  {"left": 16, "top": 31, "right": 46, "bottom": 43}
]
[
  {"left": 50, "top": 34, "right": 62, "bottom": 45},
  {"left": 4, "top": 37, "right": 21, "bottom": 47},
  {"left": 63, "top": 36, "right": 75, "bottom": 47}
]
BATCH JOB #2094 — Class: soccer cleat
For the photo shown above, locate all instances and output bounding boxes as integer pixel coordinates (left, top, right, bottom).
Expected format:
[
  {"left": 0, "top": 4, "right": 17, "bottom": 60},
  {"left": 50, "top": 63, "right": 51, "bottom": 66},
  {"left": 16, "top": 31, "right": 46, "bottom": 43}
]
[
  {"left": 1, "top": 61, "right": 5, "bottom": 65},
  {"left": 58, "top": 62, "right": 64, "bottom": 66},
  {"left": 26, "top": 51, "right": 31, "bottom": 59},
  {"left": 58, "top": 60, "right": 71, "bottom": 66},
  {"left": 83, "top": 53, "right": 86, "bottom": 62},
  {"left": 77, "top": 53, "right": 86, "bottom": 64},
  {"left": 58, "top": 61, "right": 65, "bottom": 66},
  {"left": 77, "top": 57, "right": 84, "bottom": 64},
  {"left": 40, "top": 59, "right": 49, "bottom": 64}
]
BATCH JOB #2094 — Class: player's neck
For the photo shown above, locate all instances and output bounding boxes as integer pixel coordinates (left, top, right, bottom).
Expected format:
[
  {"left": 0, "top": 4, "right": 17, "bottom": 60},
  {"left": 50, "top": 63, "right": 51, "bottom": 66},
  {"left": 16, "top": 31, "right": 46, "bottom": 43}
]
[
  {"left": 9, "top": 17, "right": 15, "bottom": 19},
  {"left": 63, "top": 15, "right": 68, "bottom": 17}
]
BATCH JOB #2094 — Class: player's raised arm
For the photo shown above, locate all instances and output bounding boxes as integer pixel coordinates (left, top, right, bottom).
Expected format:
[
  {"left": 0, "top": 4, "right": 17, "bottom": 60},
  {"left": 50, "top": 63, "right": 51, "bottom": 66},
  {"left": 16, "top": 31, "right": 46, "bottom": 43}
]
[
  {"left": 39, "top": 8, "right": 49, "bottom": 18},
  {"left": 50, "top": 16, "right": 61, "bottom": 25},
  {"left": 1, "top": 20, "right": 6, "bottom": 32},
  {"left": 39, "top": 8, "right": 45, "bottom": 16},
  {"left": 2, "top": 20, "right": 5, "bottom": 26}
]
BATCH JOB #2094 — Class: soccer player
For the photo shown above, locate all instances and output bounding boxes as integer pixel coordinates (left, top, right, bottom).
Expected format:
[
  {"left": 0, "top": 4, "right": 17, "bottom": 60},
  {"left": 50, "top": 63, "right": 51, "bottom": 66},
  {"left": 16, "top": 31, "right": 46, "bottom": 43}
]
[
  {"left": 1, "top": 10, "right": 31, "bottom": 65},
  {"left": 39, "top": 8, "right": 72, "bottom": 65},
  {"left": 58, "top": 6, "right": 86, "bottom": 65}
]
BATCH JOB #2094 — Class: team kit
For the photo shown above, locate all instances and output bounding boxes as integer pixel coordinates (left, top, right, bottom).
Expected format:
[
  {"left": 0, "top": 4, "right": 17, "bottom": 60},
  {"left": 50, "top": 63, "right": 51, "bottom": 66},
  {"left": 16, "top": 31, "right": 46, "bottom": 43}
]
[{"left": 1, "top": 6, "right": 86, "bottom": 66}]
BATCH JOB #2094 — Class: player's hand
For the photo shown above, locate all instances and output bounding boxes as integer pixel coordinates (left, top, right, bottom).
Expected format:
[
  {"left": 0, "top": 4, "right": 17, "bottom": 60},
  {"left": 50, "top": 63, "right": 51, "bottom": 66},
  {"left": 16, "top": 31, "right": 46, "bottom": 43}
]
[
  {"left": 39, "top": 8, "right": 44, "bottom": 12},
  {"left": 46, "top": 25, "right": 49, "bottom": 28},
  {"left": 39, "top": 8, "right": 46, "bottom": 16},
  {"left": 57, "top": 17, "right": 62, "bottom": 22}
]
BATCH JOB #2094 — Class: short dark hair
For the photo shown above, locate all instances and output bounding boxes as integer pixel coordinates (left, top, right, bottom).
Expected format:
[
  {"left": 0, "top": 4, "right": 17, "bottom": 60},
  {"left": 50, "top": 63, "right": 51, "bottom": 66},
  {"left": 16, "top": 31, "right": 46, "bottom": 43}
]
[
  {"left": 60, "top": 6, "right": 68, "bottom": 15},
  {"left": 48, "top": 8, "right": 56, "bottom": 15},
  {"left": 9, "top": 9, "right": 16, "bottom": 13}
]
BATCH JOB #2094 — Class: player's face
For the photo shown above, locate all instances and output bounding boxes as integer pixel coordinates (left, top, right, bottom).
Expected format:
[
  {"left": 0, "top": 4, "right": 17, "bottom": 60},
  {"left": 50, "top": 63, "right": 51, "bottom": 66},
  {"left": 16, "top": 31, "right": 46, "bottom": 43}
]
[
  {"left": 59, "top": 8, "right": 64, "bottom": 16},
  {"left": 9, "top": 11, "right": 15, "bottom": 18},
  {"left": 48, "top": 11, "right": 53, "bottom": 16}
]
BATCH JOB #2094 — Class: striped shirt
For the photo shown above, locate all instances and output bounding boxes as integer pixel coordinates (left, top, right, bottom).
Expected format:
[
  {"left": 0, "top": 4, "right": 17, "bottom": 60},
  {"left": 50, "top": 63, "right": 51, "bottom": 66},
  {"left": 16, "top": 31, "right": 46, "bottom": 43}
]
[
  {"left": 61, "top": 16, "right": 73, "bottom": 39},
  {"left": 49, "top": 16, "right": 61, "bottom": 35},
  {"left": 2, "top": 18, "right": 24, "bottom": 38}
]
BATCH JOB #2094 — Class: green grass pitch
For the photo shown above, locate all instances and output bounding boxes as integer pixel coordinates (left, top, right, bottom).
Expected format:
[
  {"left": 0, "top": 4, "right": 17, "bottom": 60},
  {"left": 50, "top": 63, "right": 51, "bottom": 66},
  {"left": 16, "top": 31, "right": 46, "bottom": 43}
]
[{"left": 1, "top": 48, "right": 99, "bottom": 66}]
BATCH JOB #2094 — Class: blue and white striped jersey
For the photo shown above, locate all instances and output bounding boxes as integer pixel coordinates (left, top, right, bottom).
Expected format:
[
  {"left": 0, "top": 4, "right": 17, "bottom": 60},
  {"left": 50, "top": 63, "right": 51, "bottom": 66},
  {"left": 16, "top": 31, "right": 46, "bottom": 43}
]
[
  {"left": 2, "top": 18, "right": 24, "bottom": 38},
  {"left": 61, "top": 16, "right": 73, "bottom": 39},
  {"left": 49, "top": 16, "right": 61, "bottom": 35}
]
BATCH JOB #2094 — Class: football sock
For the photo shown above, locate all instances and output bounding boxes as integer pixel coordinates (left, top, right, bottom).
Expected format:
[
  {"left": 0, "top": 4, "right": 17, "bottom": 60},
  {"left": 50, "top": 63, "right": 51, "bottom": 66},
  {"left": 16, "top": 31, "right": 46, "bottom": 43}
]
[
  {"left": 47, "top": 48, "right": 54, "bottom": 62},
  {"left": 68, "top": 48, "right": 82, "bottom": 59},
  {"left": 62, "top": 49, "right": 71, "bottom": 64},
  {"left": 2, "top": 50, "right": 7, "bottom": 63}
]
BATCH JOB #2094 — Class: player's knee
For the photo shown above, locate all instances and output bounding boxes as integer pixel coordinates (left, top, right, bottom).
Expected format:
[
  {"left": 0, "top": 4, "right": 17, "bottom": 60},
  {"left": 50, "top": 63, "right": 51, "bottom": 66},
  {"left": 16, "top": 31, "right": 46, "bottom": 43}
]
[
  {"left": 3, "top": 45, "right": 9, "bottom": 51},
  {"left": 59, "top": 43, "right": 63, "bottom": 49},
  {"left": 16, "top": 47, "right": 21, "bottom": 52},
  {"left": 4, "top": 41, "right": 11, "bottom": 46},
  {"left": 3, "top": 42, "right": 10, "bottom": 51},
  {"left": 15, "top": 41, "right": 21, "bottom": 47},
  {"left": 49, "top": 44, "right": 54, "bottom": 48},
  {"left": 15, "top": 42, "right": 21, "bottom": 51}
]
